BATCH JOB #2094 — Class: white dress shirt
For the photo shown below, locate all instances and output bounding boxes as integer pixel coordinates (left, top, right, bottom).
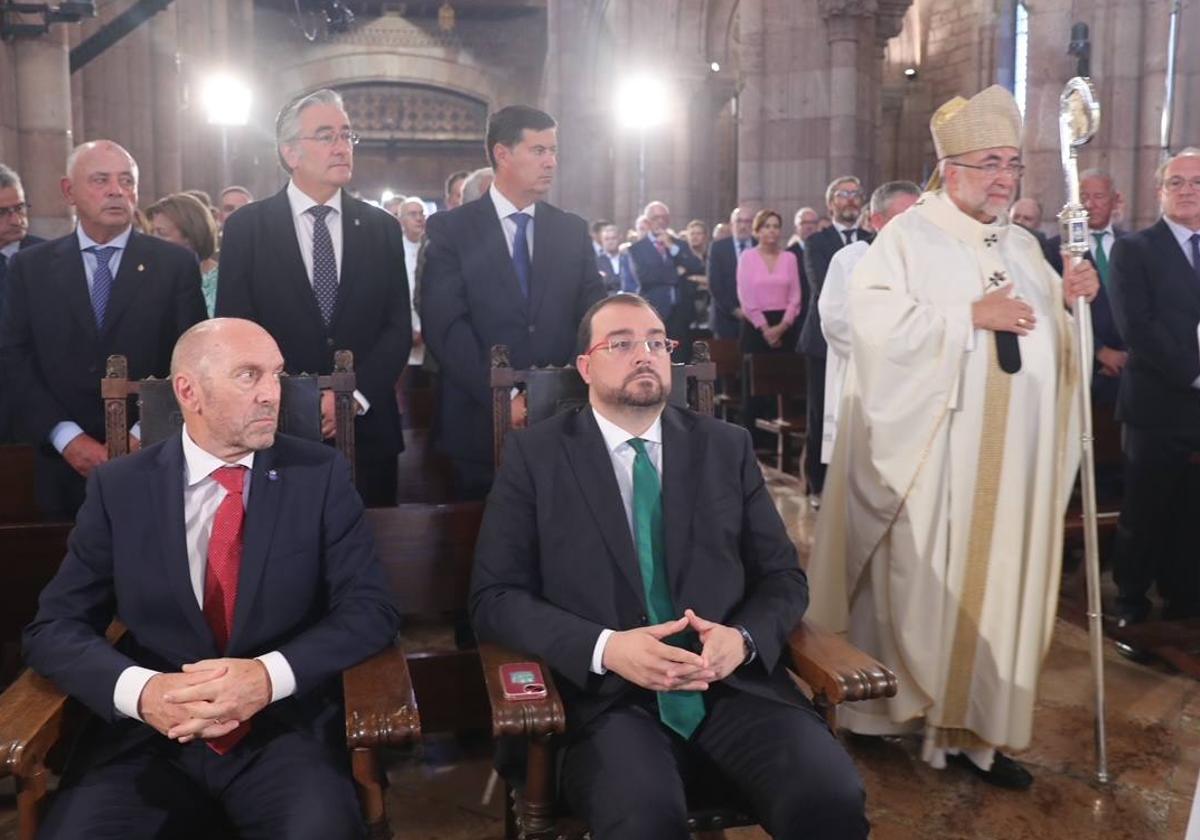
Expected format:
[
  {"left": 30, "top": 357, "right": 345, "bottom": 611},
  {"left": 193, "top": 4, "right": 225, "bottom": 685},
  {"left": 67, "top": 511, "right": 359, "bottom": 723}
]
[
  {"left": 50, "top": 226, "right": 135, "bottom": 453},
  {"left": 403, "top": 236, "right": 424, "bottom": 365},
  {"left": 1163, "top": 215, "right": 1200, "bottom": 390},
  {"left": 1089, "top": 223, "right": 1116, "bottom": 261},
  {"left": 0, "top": 239, "right": 19, "bottom": 260},
  {"left": 587, "top": 408, "right": 663, "bottom": 674},
  {"left": 832, "top": 220, "right": 859, "bottom": 244},
  {"left": 286, "top": 180, "right": 343, "bottom": 284},
  {"left": 489, "top": 183, "right": 536, "bottom": 260},
  {"left": 112, "top": 427, "right": 297, "bottom": 721}
]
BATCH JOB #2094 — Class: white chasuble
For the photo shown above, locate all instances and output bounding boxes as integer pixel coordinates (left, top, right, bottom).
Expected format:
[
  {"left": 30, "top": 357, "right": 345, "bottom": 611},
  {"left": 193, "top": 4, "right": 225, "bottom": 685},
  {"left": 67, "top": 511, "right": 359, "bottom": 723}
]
[{"left": 806, "top": 191, "right": 1084, "bottom": 761}]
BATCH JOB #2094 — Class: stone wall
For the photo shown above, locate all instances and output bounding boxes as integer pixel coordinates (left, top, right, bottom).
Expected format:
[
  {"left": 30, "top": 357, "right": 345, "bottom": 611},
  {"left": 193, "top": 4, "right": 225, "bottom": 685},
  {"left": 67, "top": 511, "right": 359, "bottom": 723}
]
[{"left": 883, "top": 0, "right": 1200, "bottom": 232}]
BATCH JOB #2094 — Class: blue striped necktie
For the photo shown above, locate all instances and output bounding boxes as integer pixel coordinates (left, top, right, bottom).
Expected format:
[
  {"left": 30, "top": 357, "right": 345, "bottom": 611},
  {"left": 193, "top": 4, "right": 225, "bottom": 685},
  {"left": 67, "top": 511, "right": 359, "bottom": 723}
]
[{"left": 86, "top": 245, "right": 118, "bottom": 328}]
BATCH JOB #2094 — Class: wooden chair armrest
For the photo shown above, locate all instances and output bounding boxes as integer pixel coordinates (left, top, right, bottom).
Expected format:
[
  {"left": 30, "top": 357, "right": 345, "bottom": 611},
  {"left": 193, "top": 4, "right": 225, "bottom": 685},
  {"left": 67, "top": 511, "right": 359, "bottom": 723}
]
[
  {"left": 786, "top": 620, "right": 897, "bottom": 706},
  {"left": 343, "top": 641, "right": 421, "bottom": 749},
  {"left": 477, "top": 643, "right": 566, "bottom": 739},
  {"left": 0, "top": 668, "right": 74, "bottom": 780}
]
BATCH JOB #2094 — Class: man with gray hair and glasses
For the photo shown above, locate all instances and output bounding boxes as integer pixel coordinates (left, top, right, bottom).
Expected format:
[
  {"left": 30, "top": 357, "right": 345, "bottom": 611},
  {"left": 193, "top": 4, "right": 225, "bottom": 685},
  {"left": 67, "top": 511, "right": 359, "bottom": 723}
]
[
  {"left": 217, "top": 88, "right": 412, "bottom": 506},
  {"left": 0, "top": 163, "right": 45, "bottom": 442},
  {"left": 1107, "top": 147, "right": 1200, "bottom": 631}
]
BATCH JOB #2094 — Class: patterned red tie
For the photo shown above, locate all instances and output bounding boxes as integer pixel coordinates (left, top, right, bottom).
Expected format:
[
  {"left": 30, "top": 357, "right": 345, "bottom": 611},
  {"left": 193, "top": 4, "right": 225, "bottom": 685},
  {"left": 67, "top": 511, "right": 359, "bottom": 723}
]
[{"left": 203, "top": 465, "right": 249, "bottom": 753}]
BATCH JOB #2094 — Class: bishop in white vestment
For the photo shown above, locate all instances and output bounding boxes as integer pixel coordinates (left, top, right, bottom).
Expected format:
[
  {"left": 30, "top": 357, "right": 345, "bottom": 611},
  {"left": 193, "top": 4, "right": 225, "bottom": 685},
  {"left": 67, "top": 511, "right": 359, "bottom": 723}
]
[{"left": 807, "top": 86, "right": 1099, "bottom": 788}]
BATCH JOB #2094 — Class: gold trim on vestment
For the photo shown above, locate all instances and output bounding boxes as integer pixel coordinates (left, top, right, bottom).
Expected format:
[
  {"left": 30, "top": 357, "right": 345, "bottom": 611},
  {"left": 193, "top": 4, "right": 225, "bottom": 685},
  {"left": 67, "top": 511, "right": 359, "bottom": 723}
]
[
  {"left": 930, "top": 726, "right": 997, "bottom": 753},
  {"left": 942, "top": 337, "right": 1012, "bottom": 726}
]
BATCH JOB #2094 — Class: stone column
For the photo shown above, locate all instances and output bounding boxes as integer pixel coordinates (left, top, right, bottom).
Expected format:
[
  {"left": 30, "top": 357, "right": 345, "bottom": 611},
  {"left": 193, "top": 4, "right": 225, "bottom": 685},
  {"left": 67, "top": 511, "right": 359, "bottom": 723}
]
[
  {"left": 151, "top": 8, "right": 183, "bottom": 197},
  {"left": 820, "top": 0, "right": 877, "bottom": 183},
  {"left": 15, "top": 28, "right": 73, "bottom": 237},
  {"left": 736, "top": 0, "right": 766, "bottom": 207}
]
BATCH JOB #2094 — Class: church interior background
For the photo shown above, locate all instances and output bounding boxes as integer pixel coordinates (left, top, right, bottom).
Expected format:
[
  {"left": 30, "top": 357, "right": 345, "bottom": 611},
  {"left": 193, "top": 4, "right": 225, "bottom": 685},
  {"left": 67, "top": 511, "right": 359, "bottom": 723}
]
[{"left": 1, "top": 0, "right": 1200, "bottom": 837}]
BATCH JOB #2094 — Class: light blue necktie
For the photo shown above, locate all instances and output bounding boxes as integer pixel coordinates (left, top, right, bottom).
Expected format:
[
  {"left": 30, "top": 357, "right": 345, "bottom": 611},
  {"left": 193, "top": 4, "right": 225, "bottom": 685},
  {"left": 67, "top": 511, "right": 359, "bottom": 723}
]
[
  {"left": 308, "top": 205, "right": 338, "bottom": 325},
  {"left": 86, "top": 245, "right": 118, "bottom": 328},
  {"left": 510, "top": 212, "right": 532, "bottom": 298}
]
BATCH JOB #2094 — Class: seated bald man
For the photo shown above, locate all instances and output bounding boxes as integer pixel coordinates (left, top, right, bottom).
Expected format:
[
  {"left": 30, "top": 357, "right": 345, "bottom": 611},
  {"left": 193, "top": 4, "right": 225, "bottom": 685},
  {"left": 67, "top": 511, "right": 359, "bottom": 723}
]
[{"left": 23, "top": 318, "right": 401, "bottom": 840}]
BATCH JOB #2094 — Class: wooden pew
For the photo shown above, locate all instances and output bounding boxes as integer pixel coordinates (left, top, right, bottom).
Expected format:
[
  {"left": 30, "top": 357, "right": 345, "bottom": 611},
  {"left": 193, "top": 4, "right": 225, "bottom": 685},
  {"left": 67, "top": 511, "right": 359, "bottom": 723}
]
[
  {"left": 0, "top": 522, "right": 71, "bottom": 686},
  {"left": 744, "top": 353, "right": 807, "bottom": 474},
  {"left": 367, "top": 503, "right": 492, "bottom": 734},
  {"left": 0, "top": 446, "right": 41, "bottom": 525},
  {"left": 705, "top": 337, "right": 743, "bottom": 423}
]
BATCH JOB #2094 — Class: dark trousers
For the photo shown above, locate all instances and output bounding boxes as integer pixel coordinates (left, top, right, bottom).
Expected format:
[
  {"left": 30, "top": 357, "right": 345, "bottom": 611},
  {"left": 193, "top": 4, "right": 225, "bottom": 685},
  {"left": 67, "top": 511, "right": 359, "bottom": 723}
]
[
  {"left": 1113, "top": 424, "right": 1200, "bottom": 618},
  {"left": 34, "top": 447, "right": 86, "bottom": 522},
  {"left": 561, "top": 688, "right": 867, "bottom": 840},
  {"left": 39, "top": 729, "right": 363, "bottom": 840},
  {"left": 449, "top": 457, "right": 494, "bottom": 502},
  {"left": 740, "top": 312, "right": 800, "bottom": 446},
  {"left": 804, "top": 355, "right": 826, "bottom": 496}
]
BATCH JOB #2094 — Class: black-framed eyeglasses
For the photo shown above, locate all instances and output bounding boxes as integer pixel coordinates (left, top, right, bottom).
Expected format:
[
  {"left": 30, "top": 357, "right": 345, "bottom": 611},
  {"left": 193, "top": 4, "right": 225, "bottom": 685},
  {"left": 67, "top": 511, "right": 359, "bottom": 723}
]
[
  {"left": 948, "top": 160, "right": 1026, "bottom": 179},
  {"left": 0, "top": 203, "right": 30, "bottom": 219},
  {"left": 585, "top": 337, "right": 679, "bottom": 357},
  {"left": 299, "top": 130, "right": 360, "bottom": 147},
  {"left": 1164, "top": 176, "right": 1200, "bottom": 193}
]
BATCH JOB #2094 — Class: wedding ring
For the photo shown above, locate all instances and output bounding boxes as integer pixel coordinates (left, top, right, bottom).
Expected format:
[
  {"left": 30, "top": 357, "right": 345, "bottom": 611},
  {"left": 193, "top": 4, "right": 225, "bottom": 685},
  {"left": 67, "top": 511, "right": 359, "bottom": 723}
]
[{"left": 1017, "top": 318, "right": 1026, "bottom": 327}]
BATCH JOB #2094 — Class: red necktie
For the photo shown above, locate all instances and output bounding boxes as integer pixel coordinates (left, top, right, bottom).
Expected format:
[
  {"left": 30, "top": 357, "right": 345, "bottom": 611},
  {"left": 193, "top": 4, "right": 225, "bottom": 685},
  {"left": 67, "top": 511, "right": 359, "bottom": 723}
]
[
  {"left": 654, "top": 238, "right": 668, "bottom": 260},
  {"left": 203, "top": 465, "right": 249, "bottom": 753}
]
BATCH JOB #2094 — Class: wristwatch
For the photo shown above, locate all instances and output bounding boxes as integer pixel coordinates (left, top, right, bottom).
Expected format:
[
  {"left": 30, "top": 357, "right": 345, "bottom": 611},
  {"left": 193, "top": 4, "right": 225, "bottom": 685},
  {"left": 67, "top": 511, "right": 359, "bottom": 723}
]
[{"left": 734, "top": 624, "right": 757, "bottom": 665}]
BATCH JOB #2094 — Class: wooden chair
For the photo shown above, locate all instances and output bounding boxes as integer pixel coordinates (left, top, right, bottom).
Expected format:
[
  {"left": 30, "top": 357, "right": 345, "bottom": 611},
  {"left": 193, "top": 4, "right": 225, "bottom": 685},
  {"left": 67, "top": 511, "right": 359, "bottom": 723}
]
[
  {"left": 705, "top": 337, "right": 743, "bottom": 424},
  {"left": 0, "top": 352, "right": 419, "bottom": 840},
  {"left": 744, "top": 353, "right": 807, "bottom": 474},
  {"left": 481, "top": 340, "right": 897, "bottom": 839},
  {"left": 0, "top": 445, "right": 40, "bottom": 524}
]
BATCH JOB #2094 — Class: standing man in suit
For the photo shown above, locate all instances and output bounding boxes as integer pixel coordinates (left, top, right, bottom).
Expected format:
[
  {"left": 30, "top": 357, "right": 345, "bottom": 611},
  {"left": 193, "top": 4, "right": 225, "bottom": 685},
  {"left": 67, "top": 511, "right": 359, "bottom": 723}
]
[
  {"left": 444, "top": 170, "right": 469, "bottom": 211},
  {"left": 217, "top": 88, "right": 412, "bottom": 507},
  {"left": 420, "top": 105, "right": 606, "bottom": 499},
  {"left": 217, "top": 186, "right": 254, "bottom": 231},
  {"left": 1009, "top": 197, "right": 1062, "bottom": 269},
  {"left": 0, "top": 141, "right": 205, "bottom": 519},
  {"left": 797, "top": 176, "right": 872, "bottom": 503},
  {"left": 0, "top": 163, "right": 45, "bottom": 443},
  {"left": 24, "top": 318, "right": 401, "bottom": 839},
  {"left": 785, "top": 207, "right": 818, "bottom": 335},
  {"left": 706, "top": 206, "right": 756, "bottom": 340},
  {"left": 1108, "top": 148, "right": 1200, "bottom": 626},
  {"left": 396, "top": 196, "right": 427, "bottom": 368},
  {"left": 628, "top": 201, "right": 705, "bottom": 358},
  {"left": 596, "top": 223, "right": 634, "bottom": 295},
  {"left": 1048, "top": 169, "right": 1129, "bottom": 407},
  {"left": 471, "top": 294, "right": 867, "bottom": 840}
]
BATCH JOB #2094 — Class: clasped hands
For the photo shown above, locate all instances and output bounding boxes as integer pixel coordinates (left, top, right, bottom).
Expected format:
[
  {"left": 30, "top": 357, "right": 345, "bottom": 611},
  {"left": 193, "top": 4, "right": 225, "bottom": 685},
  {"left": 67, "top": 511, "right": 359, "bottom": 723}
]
[
  {"left": 601, "top": 609, "right": 746, "bottom": 693},
  {"left": 138, "top": 658, "right": 271, "bottom": 744}
]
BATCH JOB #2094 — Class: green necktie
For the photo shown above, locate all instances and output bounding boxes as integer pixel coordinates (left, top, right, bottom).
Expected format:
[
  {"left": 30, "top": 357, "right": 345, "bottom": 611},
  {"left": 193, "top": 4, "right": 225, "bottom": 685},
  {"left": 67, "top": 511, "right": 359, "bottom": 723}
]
[
  {"left": 1092, "top": 232, "right": 1109, "bottom": 287},
  {"left": 628, "top": 437, "right": 706, "bottom": 739}
]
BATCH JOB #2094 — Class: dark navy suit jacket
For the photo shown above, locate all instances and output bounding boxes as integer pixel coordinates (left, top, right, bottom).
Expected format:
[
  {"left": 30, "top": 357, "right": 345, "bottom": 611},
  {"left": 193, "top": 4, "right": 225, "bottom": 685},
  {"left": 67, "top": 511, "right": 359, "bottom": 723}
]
[
  {"left": 707, "top": 236, "right": 757, "bottom": 340},
  {"left": 23, "top": 432, "right": 401, "bottom": 761},
  {"left": 1109, "top": 219, "right": 1200, "bottom": 434},
  {"left": 470, "top": 405, "right": 809, "bottom": 731},
  {"left": 419, "top": 193, "right": 605, "bottom": 469},
  {"left": 627, "top": 235, "right": 704, "bottom": 321}
]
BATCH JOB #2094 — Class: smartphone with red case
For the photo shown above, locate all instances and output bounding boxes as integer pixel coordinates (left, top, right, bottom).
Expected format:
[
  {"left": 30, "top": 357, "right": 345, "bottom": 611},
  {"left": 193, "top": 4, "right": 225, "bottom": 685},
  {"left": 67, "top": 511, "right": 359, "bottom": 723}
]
[{"left": 499, "top": 662, "right": 548, "bottom": 700}]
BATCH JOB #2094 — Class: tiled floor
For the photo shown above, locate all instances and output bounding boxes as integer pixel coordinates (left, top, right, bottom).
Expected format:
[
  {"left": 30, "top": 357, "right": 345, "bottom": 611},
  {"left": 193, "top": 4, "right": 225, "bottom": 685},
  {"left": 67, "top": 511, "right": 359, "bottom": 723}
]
[{"left": 2, "top": 468, "right": 1196, "bottom": 839}]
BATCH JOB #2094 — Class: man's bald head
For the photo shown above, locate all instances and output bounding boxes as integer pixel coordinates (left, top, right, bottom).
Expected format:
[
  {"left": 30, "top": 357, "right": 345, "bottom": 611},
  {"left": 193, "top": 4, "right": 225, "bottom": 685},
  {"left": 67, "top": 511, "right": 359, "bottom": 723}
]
[
  {"left": 62, "top": 140, "right": 139, "bottom": 243},
  {"left": 171, "top": 319, "right": 284, "bottom": 461},
  {"left": 1009, "top": 197, "right": 1043, "bottom": 232}
]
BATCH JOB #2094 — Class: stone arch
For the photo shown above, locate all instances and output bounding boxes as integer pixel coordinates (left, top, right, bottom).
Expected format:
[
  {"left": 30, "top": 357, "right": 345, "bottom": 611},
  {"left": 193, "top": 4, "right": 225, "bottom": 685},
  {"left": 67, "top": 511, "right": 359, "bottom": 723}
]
[{"left": 274, "top": 51, "right": 508, "bottom": 112}]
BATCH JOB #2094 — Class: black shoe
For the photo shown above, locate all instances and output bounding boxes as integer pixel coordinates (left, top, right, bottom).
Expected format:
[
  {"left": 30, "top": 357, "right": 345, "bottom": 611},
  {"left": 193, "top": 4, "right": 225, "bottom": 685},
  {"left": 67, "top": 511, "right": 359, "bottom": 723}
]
[
  {"left": 950, "top": 751, "right": 1033, "bottom": 790},
  {"left": 1109, "top": 603, "right": 1150, "bottom": 630}
]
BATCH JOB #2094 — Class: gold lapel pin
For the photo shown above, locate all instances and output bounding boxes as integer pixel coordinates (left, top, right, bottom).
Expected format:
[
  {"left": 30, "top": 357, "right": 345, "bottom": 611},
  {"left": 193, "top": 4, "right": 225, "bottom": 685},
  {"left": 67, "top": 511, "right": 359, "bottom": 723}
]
[
  {"left": 354, "top": 218, "right": 361, "bottom": 226},
  {"left": 137, "top": 264, "right": 145, "bottom": 272}
]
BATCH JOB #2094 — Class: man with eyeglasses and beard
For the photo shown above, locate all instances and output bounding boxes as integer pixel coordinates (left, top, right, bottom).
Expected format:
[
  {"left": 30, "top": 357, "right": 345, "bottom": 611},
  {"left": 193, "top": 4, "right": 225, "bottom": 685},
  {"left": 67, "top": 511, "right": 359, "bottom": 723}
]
[
  {"left": 808, "top": 86, "right": 1098, "bottom": 790},
  {"left": 796, "top": 176, "right": 873, "bottom": 506},
  {"left": 470, "top": 293, "right": 867, "bottom": 840},
  {"left": 217, "top": 89, "right": 412, "bottom": 507}
]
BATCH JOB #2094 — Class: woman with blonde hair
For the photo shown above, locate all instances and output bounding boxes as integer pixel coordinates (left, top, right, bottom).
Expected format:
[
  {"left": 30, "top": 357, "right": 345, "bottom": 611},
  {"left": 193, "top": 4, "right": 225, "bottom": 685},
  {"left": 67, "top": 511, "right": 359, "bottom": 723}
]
[{"left": 146, "top": 192, "right": 220, "bottom": 315}]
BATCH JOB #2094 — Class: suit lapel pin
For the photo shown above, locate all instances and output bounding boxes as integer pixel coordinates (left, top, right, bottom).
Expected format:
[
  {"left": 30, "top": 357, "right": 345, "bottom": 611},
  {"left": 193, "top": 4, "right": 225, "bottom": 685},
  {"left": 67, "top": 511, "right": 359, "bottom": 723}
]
[
  {"left": 267, "top": 469, "right": 279, "bottom": 481},
  {"left": 137, "top": 263, "right": 145, "bottom": 272},
  {"left": 354, "top": 218, "right": 361, "bottom": 226}
]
